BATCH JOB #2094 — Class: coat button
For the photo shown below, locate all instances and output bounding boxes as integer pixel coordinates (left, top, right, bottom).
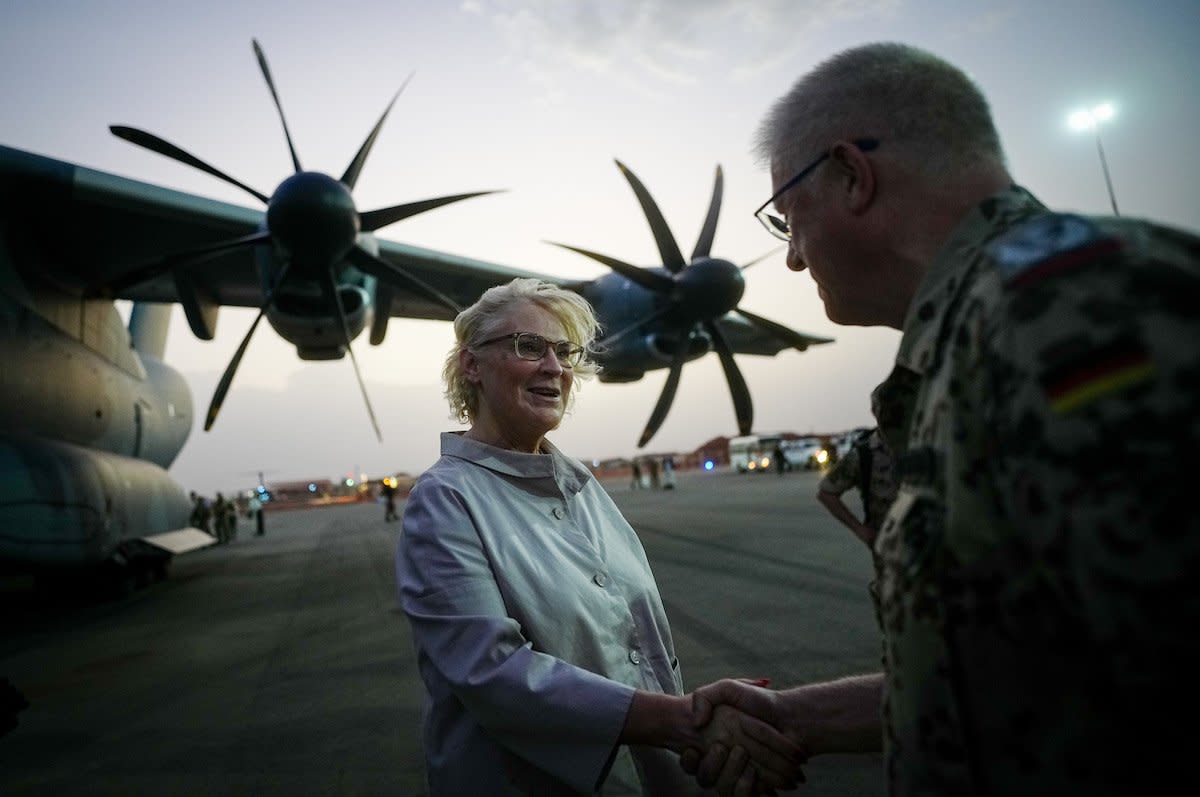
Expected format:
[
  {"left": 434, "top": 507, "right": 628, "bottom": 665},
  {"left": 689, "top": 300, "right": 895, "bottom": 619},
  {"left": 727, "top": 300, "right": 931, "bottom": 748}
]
[
  {"left": 593, "top": 572, "right": 608, "bottom": 587},
  {"left": 628, "top": 650, "right": 641, "bottom": 665},
  {"left": 551, "top": 507, "right": 564, "bottom": 519}
]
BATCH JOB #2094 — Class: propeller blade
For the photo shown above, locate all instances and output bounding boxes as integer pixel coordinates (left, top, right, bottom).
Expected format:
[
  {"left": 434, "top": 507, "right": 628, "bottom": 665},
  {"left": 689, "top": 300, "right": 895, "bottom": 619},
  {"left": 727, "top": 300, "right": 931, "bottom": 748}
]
[
  {"left": 638, "top": 332, "right": 691, "bottom": 448},
  {"left": 739, "top": 245, "right": 786, "bottom": 272},
  {"left": 545, "top": 242, "right": 674, "bottom": 294},
  {"left": 557, "top": 279, "right": 592, "bottom": 294},
  {"left": 691, "top": 165, "right": 723, "bottom": 260},
  {"left": 344, "top": 245, "right": 461, "bottom": 317},
  {"left": 204, "top": 262, "right": 291, "bottom": 431},
  {"left": 110, "top": 126, "right": 269, "bottom": 204},
  {"left": 321, "top": 270, "right": 383, "bottom": 442},
  {"left": 614, "top": 160, "right": 687, "bottom": 273},
  {"left": 99, "top": 231, "right": 271, "bottom": 295},
  {"left": 341, "top": 73, "right": 413, "bottom": 190},
  {"left": 704, "top": 319, "right": 753, "bottom": 435},
  {"left": 252, "top": 39, "right": 302, "bottom": 173},
  {"left": 359, "top": 191, "right": 499, "bottom": 232},
  {"left": 734, "top": 307, "right": 834, "bottom": 351},
  {"left": 595, "top": 304, "right": 675, "bottom": 349}
]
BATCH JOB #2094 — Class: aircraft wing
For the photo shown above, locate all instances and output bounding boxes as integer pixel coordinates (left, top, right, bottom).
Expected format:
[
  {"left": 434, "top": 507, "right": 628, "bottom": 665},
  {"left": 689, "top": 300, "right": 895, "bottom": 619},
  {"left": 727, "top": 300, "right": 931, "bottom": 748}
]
[
  {"left": 1, "top": 144, "right": 264, "bottom": 303},
  {"left": 715, "top": 314, "right": 834, "bottom": 356},
  {"left": 375, "top": 239, "right": 566, "bottom": 322},
  {"left": 0, "top": 144, "right": 557, "bottom": 313}
]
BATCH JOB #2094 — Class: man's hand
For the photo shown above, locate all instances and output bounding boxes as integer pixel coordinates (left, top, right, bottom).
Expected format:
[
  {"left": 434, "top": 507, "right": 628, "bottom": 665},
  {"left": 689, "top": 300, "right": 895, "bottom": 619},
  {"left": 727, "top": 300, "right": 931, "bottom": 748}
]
[{"left": 683, "top": 680, "right": 806, "bottom": 795}]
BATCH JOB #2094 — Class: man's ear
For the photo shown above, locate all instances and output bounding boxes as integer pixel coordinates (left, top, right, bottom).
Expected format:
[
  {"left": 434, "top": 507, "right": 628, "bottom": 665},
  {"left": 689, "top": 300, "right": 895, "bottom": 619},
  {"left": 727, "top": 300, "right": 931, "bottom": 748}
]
[
  {"left": 829, "top": 139, "right": 877, "bottom": 215},
  {"left": 460, "top": 347, "right": 481, "bottom": 383}
]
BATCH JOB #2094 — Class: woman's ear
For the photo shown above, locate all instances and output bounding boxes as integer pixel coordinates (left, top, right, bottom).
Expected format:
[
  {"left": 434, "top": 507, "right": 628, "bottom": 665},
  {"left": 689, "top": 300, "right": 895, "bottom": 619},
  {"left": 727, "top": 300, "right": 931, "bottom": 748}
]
[{"left": 460, "top": 347, "right": 480, "bottom": 382}]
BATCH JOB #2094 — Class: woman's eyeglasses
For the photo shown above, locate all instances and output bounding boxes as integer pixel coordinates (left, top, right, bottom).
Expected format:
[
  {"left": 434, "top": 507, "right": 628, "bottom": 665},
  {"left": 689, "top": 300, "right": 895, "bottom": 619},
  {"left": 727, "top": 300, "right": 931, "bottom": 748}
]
[{"left": 474, "top": 332, "right": 586, "bottom": 368}]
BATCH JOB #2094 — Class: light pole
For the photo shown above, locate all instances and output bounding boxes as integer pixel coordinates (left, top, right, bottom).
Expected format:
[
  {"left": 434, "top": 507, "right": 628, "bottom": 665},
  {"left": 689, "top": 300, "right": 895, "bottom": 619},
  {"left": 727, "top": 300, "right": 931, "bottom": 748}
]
[{"left": 1068, "top": 102, "right": 1120, "bottom": 216}]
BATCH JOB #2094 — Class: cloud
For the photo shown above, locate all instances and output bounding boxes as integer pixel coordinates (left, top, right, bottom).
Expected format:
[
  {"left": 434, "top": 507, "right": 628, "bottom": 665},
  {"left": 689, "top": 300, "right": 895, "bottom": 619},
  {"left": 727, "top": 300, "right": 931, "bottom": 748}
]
[{"left": 462, "top": 0, "right": 903, "bottom": 97}]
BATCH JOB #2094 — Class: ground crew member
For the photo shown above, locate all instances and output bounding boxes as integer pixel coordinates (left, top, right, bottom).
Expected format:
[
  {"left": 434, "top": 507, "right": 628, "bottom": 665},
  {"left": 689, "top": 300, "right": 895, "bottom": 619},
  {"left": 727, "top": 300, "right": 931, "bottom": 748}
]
[{"left": 816, "top": 426, "right": 897, "bottom": 550}]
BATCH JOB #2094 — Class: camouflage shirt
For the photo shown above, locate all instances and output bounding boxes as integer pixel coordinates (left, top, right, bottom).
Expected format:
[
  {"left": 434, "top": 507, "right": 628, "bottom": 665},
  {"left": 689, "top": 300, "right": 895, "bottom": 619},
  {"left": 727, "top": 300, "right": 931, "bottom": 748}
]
[
  {"left": 818, "top": 428, "right": 898, "bottom": 530},
  {"left": 872, "top": 186, "right": 1200, "bottom": 795}
]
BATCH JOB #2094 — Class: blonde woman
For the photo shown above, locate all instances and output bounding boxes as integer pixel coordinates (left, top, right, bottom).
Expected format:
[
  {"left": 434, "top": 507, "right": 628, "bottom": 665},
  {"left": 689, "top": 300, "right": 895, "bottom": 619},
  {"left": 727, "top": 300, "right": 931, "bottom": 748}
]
[{"left": 396, "top": 278, "right": 802, "bottom": 795}]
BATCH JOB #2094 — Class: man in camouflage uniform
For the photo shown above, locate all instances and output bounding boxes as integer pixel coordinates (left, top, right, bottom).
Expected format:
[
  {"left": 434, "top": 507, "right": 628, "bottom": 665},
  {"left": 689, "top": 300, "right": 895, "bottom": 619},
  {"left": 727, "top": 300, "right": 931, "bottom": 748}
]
[
  {"left": 816, "top": 428, "right": 895, "bottom": 546},
  {"left": 682, "top": 42, "right": 1199, "bottom": 795},
  {"left": 817, "top": 389, "right": 898, "bottom": 551}
]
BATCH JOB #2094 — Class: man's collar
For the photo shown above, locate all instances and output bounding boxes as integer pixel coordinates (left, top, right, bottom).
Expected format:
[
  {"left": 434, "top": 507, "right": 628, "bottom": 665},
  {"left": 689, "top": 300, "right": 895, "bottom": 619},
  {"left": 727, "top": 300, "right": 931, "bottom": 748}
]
[{"left": 894, "top": 185, "right": 1047, "bottom": 374}]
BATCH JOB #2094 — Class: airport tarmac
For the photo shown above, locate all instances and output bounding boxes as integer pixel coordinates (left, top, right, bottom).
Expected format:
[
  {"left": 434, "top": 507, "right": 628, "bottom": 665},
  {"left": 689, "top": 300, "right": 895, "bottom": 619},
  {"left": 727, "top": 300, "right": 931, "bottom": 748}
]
[{"left": 0, "top": 467, "right": 885, "bottom": 796}]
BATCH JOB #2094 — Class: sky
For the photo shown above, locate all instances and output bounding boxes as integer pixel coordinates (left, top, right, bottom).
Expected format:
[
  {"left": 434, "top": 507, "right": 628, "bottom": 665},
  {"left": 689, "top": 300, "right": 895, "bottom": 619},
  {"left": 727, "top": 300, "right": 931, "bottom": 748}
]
[{"left": 2, "top": 0, "right": 1198, "bottom": 495}]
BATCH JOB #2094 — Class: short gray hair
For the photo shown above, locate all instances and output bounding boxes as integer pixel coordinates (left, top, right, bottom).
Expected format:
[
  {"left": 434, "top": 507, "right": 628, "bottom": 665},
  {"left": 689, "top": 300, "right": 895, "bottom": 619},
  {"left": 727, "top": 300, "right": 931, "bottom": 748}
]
[
  {"left": 442, "top": 278, "right": 602, "bottom": 424},
  {"left": 754, "top": 43, "right": 1006, "bottom": 181}
]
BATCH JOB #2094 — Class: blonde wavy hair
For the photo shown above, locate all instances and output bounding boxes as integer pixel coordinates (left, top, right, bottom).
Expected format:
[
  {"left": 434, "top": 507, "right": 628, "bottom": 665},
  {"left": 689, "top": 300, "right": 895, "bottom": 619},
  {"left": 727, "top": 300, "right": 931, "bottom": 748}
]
[{"left": 443, "top": 278, "right": 601, "bottom": 424}]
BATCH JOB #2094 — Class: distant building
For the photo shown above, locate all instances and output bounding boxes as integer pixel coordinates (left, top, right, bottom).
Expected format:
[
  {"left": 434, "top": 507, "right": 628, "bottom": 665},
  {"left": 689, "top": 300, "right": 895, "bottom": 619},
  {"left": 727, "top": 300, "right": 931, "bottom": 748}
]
[{"left": 692, "top": 436, "right": 731, "bottom": 468}]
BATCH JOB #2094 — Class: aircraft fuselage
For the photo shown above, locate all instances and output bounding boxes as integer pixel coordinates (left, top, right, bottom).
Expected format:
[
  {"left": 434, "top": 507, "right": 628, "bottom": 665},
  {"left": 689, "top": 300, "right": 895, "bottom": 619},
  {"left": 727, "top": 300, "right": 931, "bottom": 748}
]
[{"left": 0, "top": 262, "right": 193, "bottom": 569}]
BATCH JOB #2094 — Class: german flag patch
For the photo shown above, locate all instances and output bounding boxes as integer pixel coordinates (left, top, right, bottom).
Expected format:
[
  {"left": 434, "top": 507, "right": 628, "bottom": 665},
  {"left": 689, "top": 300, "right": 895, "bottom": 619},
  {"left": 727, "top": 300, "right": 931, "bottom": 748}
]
[{"left": 1039, "top": 340, "right": 1155, "bottom": 414}]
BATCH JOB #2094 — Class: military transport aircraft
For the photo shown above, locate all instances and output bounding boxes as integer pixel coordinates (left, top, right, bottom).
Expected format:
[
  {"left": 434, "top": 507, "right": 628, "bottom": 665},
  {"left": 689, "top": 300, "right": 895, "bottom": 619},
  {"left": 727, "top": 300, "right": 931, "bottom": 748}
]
[{"left": 0, "top": 40, "right": 830, "bottom": 584}]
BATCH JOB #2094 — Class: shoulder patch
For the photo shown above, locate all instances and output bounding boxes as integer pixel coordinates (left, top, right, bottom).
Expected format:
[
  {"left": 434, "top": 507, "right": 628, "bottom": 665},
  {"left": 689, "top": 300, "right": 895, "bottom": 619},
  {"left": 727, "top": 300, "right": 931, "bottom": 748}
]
[
  {"left": 1039, "top": 337, "right": 1155, "bottom": 414},
  {"left": 987, "top": 214, "right": 1121, "bottom": 289}
]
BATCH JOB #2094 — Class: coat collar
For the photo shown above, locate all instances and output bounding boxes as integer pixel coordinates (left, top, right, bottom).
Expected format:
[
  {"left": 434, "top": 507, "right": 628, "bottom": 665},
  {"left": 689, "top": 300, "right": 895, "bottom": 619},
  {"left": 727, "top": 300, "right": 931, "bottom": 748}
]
[{"left": 439, "top": 432, "right": 591, "bottom": 496}]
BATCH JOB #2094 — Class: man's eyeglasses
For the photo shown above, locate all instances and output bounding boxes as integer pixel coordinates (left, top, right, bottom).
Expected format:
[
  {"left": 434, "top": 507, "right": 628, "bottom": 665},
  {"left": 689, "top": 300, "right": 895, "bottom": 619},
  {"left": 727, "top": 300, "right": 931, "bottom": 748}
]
[
  {"left": 753, "top": 138, "right": 880, "bottom": 241},
  {"left": 474, "top": 332, "right": 587, "bottom": 368}
]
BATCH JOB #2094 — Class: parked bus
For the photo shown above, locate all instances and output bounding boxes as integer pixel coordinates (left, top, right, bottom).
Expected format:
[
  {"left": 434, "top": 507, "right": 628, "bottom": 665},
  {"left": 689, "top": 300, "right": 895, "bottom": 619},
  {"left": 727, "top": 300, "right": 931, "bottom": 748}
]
[{"left": 729, "top": 434, "right": 782, "bottom": 473}]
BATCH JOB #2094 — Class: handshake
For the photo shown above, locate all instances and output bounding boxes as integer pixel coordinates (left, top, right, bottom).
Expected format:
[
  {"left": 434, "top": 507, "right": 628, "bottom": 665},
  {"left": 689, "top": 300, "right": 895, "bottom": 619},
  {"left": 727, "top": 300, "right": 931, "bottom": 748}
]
[
  {"left": 679, "top": 678, "right": 805, "bottom": 796},
  {"left": 673, "top": 673, "right": 883, "bottom": 795}
]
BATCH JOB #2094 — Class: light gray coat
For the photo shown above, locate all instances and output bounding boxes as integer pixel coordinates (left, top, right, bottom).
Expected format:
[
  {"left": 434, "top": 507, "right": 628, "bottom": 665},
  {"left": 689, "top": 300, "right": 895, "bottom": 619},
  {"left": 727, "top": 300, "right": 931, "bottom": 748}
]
[{"left": 396, "top": 433, "right": 695, "bottom": 795}]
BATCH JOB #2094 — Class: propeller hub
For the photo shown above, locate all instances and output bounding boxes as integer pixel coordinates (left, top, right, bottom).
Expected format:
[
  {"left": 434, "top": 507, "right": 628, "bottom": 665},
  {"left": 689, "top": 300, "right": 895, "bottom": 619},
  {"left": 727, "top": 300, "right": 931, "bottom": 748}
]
[
  {"left": 267, "top": 172, "right": 360, "bottom": 270},
  {"left": 674, "top": 258, "right": 744, "bottom": 320}
]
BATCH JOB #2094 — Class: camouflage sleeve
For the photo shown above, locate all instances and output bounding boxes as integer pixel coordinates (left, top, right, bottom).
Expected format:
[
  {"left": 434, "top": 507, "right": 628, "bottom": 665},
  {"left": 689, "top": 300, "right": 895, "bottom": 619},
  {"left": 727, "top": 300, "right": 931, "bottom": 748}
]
[
  {"left": 978, "top": 242, "right": 1200, "bottom": 692},
  {"left": 818, "top": 446, "right": 859, "bottom": 495}
]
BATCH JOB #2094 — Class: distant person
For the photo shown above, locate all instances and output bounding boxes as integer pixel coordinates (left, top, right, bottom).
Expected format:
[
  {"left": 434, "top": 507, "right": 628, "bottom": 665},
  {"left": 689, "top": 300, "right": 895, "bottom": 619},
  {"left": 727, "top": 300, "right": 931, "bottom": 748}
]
[
  {"left": 213, "top": 492, "right": 236, "bottom": 544},
  {"left": 191, "top": 492, "right": 212, "bottom": 535},
  {"left": 647, "top": 456, "right": 661, "bottom": 489},
  {"left": 381, "top": 480, "right": 398, "bottom": 522},
  {"left": 772, "top": 443, "right": 786, "bottom": 476},
  {"left": 248, "top": 494, "right": 265, "bottom": 537},
  {"left": 631, "top": 458, "right": 643, "bottom": 490},
  {"left": 816, "top": 426, "right": 895, "bottom": 550},
  {"left": 682, "top": 42, "right": 1200, "bottom": 796},
  {"left": 661, "top": 455, "right": 676, "bottom": 489},
  {"left": 816, "top": 388, "right": 898, "bottom": 552},
  {"left": 395, "top": 278, "right": 802, "bottom": 795},
  {"left": 188, "top": 491, "right": 202, "bottom": 528}
]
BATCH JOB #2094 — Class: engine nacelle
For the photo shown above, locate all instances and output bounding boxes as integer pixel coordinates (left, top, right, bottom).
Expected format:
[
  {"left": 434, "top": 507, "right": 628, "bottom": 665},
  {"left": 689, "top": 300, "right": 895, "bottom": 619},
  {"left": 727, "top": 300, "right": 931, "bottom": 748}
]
[
  {"left": 595, "top": 329, "right": 711, "bottom": 383},
  {"left": 265, "top": 283, "right": 372, "bottom": 361}
]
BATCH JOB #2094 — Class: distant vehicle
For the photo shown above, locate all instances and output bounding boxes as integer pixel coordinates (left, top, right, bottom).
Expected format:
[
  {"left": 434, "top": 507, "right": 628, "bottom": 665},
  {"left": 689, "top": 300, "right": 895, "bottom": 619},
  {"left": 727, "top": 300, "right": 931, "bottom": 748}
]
[
  {"left": 781, "top": 437, "right": 831, "bottom": 470},
  {"left": 729, "top": 434, "right": 782, "bottom": 473},
  {"left": 834, "top": 427, "right": 872, "bottom": 459}
]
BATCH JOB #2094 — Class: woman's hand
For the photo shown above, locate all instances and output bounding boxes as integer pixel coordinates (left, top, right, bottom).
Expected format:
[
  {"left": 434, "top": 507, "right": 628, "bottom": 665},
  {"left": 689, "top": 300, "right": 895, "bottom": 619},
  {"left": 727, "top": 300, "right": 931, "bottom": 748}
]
[{"left": 687, "top": 683, "right": 807, "bottom": 794}]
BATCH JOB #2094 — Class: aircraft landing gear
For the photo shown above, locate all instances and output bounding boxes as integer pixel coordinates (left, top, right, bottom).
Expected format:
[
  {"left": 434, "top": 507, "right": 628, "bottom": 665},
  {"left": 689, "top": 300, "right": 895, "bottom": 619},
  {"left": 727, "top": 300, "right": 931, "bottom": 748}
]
[{"left": 98, "top": 541, "right": 173, "bottom": 599}]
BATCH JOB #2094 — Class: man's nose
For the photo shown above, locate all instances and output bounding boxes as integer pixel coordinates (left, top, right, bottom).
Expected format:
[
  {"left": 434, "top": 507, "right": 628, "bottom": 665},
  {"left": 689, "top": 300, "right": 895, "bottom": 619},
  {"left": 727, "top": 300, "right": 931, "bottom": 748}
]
[{"left": 786, "top": 241, "right": 807, "bottom": 272}]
